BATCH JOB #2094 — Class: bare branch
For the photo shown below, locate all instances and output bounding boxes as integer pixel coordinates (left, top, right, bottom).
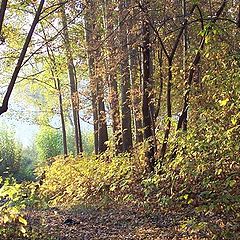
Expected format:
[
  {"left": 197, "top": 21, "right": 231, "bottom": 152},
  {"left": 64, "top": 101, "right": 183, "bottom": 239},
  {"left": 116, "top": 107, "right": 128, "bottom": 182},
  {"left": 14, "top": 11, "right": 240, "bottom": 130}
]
[
  {"left": 0, "top": 0, "right": 7, "bottom": 36},
  {"left": 0, "top": 0, "right": 45, "bottom": 116}
]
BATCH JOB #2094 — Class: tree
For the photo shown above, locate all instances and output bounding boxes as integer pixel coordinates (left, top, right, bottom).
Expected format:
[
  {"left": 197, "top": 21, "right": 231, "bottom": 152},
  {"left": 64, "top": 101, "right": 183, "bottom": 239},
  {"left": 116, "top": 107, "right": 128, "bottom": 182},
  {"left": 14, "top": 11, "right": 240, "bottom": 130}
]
[
  {"left": 103, "top": 0, "right": 122, "bottom": 154},
  {"left": 119, "top": 0, "right": 133, "bottom": 152},
  {"left": 140, "top": 1, "right": 156, "bottom": 171},
  {"left": 0, "top": 0, "right": 7, "bottom": 36},
  {"left": 0, "top": 0, "right": 45, "bottom": 116},
  {"left": 39, "top": 22, "right": 68, "bottom": 156},
  {"left": 60, "top": 1, "right": 83, "bottom": 154},
  {"left": 85, "top": 0, "right": 109, "bottom": 154},
  {"left": 35, "top": 127, "right": 63, "bottom": 161},
  {"left": 129, "top": 0, "right": 143, "bottom": 144}
]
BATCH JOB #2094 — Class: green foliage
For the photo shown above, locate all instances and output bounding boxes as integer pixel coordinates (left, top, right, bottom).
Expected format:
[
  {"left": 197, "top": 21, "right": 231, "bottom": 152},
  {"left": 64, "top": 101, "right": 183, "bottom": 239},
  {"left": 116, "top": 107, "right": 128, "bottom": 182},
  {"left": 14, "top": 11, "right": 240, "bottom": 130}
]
[
  {"left": 0, "top": 1, "right": 239, "bottom": 238},
  {"left": 35, "top": 127, "right": 94, "bottom": 162},
  {"left": 16, "top": 145, "right": 38, "bottom": 181},
  {"left": 0, "top": 128, "right": 22, "bottom": 179},
  {"left": 0, "top": 128, "right": 37, "bottom": 182},
  {"left": 66, "top": 129, "right": 95, "bottom": 155},
  {"left": 81, "top": 131, "right": 94, "bottom": 154},
  {"left": 145, "top": 54, "right": 240, "bottom": 238},
  {"left": 0, "top": 177, "right": 28, "bottom": 238},
  {"left": 35, "top": 127, "right": 63, "bottom": 162}
]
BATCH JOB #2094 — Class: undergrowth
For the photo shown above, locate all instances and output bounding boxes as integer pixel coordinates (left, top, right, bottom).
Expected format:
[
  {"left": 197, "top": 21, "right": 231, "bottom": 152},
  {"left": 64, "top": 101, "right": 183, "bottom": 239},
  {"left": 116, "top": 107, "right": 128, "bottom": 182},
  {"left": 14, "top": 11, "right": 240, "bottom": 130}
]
[
  {"left": 36, "top": 153, "right": 143, "bottom": 208},
  {"left": 0, "top": 177, "right": 28, "bottom": 239},
  {"left": 35, "top": 123, "right": 239, "bottom": 239}
]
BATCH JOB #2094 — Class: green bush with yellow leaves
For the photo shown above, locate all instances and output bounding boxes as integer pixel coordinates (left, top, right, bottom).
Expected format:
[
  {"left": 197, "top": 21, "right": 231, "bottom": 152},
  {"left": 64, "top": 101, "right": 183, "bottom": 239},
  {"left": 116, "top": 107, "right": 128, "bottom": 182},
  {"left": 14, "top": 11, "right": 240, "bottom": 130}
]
[
  {"left": 0, "top": 177, "right": 28, "bottom": 239},
  {"left": 36, "top": 153, "right": 143, "bottom": 208}
]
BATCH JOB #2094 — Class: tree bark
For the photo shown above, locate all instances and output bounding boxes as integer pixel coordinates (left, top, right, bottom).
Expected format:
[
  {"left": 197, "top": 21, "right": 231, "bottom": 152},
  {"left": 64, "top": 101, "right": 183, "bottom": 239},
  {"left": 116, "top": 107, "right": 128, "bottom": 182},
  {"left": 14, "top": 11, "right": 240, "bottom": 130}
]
[
  {"left": 119, "top": 0, "right": 133, "bottom": 152},
  {"left": 160, "top": 60, "right": 172, "bottom": 160},
  {"left": 0, "top": 0, "right": 7, "bottom": 35},
  {"left": 182, "top": 0, "right": 188, "bottom": 131},
  {"left": 85, "top": 0, "right": 108, "bottom": 154},
  {"left": 60, "top": 2, "right": 83, "bottom": 154},
  {"left": 177, "top": 0, "right": 227, "bottom": 131},
  {"left": 104, "top": 0, "right": 122, "bottom": 154},
  {"left": 141, "top": 1, "right": 156, "bottom": 172},
  {"left": 40, "top": 21, "right": 68, "bottom": 156},
  {"left": 56, "top": 77, "right": 68, "bottom": 155},
  {"left": 97, "top": 83, "right": 108, "bottom": 153},
  {"left": 129, "top": 0, "right": 143, "bottom": 144}
]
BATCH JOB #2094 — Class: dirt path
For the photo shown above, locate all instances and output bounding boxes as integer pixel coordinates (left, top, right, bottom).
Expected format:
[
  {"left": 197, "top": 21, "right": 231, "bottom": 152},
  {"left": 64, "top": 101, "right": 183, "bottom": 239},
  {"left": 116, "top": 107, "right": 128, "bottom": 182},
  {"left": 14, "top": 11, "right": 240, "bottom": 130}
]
[{"left": 26, "top": 206, "right": 206, "bottom": 240}]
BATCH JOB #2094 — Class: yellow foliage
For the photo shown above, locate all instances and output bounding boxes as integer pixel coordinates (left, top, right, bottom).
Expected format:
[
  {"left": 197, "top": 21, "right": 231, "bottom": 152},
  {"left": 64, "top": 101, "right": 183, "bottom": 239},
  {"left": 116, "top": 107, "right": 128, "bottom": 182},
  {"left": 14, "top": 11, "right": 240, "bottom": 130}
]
[{"left": 37, "top": 154, "right": 142, "bottom": 208}]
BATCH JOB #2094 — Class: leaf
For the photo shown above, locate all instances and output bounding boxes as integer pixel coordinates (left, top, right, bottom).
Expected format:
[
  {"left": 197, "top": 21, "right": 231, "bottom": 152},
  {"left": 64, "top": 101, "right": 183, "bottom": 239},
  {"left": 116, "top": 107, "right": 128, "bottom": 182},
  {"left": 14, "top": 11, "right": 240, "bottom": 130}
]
[
  {"left": 216, "top": 168, "right": 222, "bottom": 175},
  {"left": 18, "top": 216, "right": 27, "bottom": 226},
  {"left": 231, "top": 117, "right": 237, "bottom": 125},
  {"left": 19, "top": 225, "right": 26, "bottom": 234},
  {"left": 3, "top": 214, "right": 9, "bottom": 223},
  {"left": 219, "top": 98, "right": 229, "bottom": 106},
  {"left": 183, "top": 194, "right": 189, "bottom": 200},
  {"left": 229, "top": 180, "right": 236, "bottom": 188}
]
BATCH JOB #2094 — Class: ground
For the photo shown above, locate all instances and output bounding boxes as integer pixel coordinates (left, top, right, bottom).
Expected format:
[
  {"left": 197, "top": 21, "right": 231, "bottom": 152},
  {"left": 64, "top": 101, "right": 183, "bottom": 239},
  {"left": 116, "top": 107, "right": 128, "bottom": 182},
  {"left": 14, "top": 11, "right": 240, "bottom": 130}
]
[{"left": 25, "top": 206, "right": 208, "bottom": 240}]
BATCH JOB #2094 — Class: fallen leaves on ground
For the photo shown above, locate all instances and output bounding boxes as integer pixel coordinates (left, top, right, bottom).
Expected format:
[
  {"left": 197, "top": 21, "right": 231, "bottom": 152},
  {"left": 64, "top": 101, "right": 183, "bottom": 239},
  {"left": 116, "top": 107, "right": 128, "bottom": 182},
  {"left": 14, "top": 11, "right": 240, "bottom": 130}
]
[{"left": 23, "top": 206, "right": 210, "bottom": 240}]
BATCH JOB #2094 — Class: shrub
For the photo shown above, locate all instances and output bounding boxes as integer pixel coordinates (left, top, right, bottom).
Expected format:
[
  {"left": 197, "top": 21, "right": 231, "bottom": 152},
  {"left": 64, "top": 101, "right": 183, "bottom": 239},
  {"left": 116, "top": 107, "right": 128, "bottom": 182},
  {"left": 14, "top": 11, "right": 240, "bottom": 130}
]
[
  {"left": 36, "top": 153, "right": 143, "bottom": 208},
  {"left": 35, "top": 127, "right": 63, "bottom": 162},
  {"left": 0, "top": 177, "right": 28, "bottom": 238},
  {"left": 0, "top": 128, "right": 22, "bottom": 179}
]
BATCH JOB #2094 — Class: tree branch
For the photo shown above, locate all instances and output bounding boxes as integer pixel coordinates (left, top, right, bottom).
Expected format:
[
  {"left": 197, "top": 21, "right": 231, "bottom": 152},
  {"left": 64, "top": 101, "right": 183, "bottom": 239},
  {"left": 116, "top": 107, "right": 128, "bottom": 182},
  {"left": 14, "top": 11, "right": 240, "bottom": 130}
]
[
  {"left": 0, "top": 0, "right": 7, "bottom": 37},
  {"left": 0, "top": 0, "right": 45, "bottom": 116}
]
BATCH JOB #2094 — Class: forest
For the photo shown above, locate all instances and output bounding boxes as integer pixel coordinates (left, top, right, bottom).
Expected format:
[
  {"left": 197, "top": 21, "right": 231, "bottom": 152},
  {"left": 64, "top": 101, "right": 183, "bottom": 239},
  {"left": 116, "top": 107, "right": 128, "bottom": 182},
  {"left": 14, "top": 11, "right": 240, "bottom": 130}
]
[{"left": 0, "top": 0, "right": 239, "bottom": 239}]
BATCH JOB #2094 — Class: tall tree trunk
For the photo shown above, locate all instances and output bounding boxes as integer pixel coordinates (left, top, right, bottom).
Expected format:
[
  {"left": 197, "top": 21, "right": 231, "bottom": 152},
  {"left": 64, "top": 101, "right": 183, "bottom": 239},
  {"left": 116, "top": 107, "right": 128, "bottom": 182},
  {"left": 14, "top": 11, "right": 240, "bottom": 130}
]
[
  {"left": 130, "top": 47, "right": 143, "bottom": 144},
  {"left": 97, "top": 82, "right": 108, "bottom": 153},
  {"left": 119, "top": 0, "right": 133, "bottom": 152},
  {"left": 104, "top": 0, "right": 122, "bottom": 154},
  {"left": 177, "top": 0, "right": 227, "bottom": 131},
  {"left": 48, "top": 54, "right": 68, "bottom": 155},
  {"left": 182, "top": 0, "right": 188, "bottom": 131},
  {"left": 129, "top": 0, "right": 143, "bottom": 144},
  {"left": 154, "top": 48, "right": 164, "bottom": 120},
  {"left": 160, "top": 60, "right": 172, "bottom": 160},
  {"left": 141, "top": 1, "right": 156, "bottom": 172},
  {"left": 56, "top": 77, "right": 68, "bottom": 155},
  {"left": 107, "top": 72, "right": 121, "bottom": 153},
  {"left": 41, "top": 23, "right": 68, "bottom": 156},
  {"left": 85, "top": 0, "right": 108, "bottom": 154},
  {"left": 60, "top": 2, "right": 83, "bottom": 154},
  {"left": 0, "top": 0, "right": 7, "bottom": 35},
  {"left": 85, "top": 7, "right": 99, "bottom": 154}
]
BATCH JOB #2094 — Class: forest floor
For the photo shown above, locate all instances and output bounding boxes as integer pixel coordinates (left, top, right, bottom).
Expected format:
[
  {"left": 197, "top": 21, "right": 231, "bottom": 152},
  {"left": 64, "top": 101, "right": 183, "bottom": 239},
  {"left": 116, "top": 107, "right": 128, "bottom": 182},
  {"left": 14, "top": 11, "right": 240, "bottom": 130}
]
[{"left": 25, "top": 206, "right": 209, "bottom": 240}]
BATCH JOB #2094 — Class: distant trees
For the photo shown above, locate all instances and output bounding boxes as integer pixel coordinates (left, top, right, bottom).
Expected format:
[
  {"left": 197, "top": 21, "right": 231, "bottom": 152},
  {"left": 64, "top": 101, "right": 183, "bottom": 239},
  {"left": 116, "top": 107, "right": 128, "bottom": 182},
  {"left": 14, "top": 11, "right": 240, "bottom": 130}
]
[
  {"left": 0, "top": 128, "right": 21, "bottom": 179},
  {"left": 0, "top": 128, "right": 37, "bottom": 181},
  {"left": 36, "top": 127, "right": 63, "bottom": 162}
]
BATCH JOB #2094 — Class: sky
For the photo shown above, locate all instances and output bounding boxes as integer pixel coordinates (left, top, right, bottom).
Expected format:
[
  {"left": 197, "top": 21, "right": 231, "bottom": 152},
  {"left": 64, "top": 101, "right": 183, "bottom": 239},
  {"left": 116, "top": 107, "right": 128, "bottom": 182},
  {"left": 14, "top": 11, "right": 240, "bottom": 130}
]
[
  {"left": 0, "top": 109, "right": 93, "bottom": 148},
  {"left": 0, "top": 115, "right": 39, "bottom": 147}
]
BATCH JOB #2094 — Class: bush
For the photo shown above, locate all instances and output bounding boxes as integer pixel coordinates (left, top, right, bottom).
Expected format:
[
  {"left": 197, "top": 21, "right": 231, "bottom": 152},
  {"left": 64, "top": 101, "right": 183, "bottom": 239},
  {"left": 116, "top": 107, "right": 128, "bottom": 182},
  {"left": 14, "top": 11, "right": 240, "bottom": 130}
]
[
  {"left": 0, "top": 128, "right": 22, "bottom": 179},
  {"left": 36, "top": 153, "right": 142, "bottom": 208},
  {"left": 35, "top": 127, "right": 95, "bottom": 162},
  {"left": 0, "top": 177, "right": 28, "bottom": 238},
  {"left": 35, "top": 127, "right": 63, "bottom": 162},
  {"left": 16, "top": 145, "right": 38, "bottom": 182}
]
